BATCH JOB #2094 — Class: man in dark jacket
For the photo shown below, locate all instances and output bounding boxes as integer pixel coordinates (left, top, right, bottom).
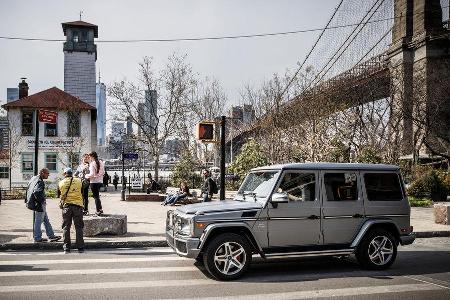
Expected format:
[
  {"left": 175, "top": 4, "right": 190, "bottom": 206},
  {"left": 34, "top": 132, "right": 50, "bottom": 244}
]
[
  {"left": 202, "top": 169, "right": 215, "bottom": 202},
  {"left": 26, "top": 168, "right": 61, "bottom": 243}
]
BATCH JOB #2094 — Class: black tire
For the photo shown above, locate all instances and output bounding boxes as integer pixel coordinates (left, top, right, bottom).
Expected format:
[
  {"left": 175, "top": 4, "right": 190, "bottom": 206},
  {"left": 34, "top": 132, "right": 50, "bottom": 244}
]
[
  {"left": 195, "top": 254, "right": 204, "bottom": 265},
  {"left": 203, "top": 233, "right": 252, "bottom": 280},
  {"left": 356, "top": 229, "right": 397, "bottom": 270}
]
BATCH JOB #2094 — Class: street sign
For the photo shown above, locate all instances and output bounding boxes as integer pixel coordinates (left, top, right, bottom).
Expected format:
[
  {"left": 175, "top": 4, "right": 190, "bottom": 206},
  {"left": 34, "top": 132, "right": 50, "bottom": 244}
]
[
  {"left": 123, "top": 153, "right": 138, "bottom": 160},
  {"left": 131, "top": 178, "right": 143, "bottom": 189},
  {"left": 38, "top": 110, "right": 58, "bottom": 124}
]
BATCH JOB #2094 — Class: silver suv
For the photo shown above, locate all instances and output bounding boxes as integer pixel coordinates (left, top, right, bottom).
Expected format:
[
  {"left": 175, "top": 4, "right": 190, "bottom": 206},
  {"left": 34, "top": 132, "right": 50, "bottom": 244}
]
[{"left": 166, "top": 163, "right": 415, "bottom": 280}]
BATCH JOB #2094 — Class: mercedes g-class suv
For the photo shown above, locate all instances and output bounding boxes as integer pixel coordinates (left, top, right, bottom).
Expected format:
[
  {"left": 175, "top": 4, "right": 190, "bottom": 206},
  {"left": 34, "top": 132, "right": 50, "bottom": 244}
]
[{"left": 166, "top": 163, "right": 415, "bottom": 280}]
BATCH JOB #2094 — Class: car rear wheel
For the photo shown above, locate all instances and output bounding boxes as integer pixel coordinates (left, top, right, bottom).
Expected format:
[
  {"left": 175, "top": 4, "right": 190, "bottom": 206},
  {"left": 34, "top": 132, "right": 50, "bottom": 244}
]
[
  {"left": 356, "top": 229, "right": 397, "bottom": 270},
  {"left": 203, "top": 233, "right": 252, "bottom": 280}
]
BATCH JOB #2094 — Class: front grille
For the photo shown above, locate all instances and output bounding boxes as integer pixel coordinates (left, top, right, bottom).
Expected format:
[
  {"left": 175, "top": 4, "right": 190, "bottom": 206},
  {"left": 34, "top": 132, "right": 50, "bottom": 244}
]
[{"left": 175, "top": 240, "right": 187, "bottom": 254}]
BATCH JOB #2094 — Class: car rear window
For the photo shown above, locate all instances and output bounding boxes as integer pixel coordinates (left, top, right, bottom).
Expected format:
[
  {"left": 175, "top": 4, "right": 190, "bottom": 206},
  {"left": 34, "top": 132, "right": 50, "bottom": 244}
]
[{"left": 364, "top": 173, "right": 403, "bottom": 201}]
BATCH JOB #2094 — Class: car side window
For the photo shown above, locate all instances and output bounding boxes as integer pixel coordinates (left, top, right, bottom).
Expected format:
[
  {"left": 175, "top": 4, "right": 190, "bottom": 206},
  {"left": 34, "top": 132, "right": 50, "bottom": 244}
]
[
  {"left": 324, "top": 172, "right": 358, "bottom": 201},
  {"left": 277, "top": 172, "right": 316, "bottom": 201},
  {"left": 364, "top": 173, "right": 403, "bottom": 201}
]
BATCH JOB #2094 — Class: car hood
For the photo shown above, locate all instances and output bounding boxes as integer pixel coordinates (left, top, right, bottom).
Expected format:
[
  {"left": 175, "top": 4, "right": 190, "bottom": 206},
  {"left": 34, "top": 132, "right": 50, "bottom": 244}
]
[{"left": 176, "top": 200, "right": 263, "bottom": 215}]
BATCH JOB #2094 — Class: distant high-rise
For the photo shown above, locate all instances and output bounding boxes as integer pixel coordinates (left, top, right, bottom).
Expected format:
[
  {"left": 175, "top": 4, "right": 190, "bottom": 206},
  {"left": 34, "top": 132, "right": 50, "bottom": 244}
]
[
  {"left": 6, "top": 88, "right": 19, "bottom": 103},
  {"left": 228, "top": 105, "right": 255, "bottom": 126},
  {"left": 96, "top": 81, "right": 106, "bottom": 146},
  {"left": 126, "top": 116, "right": 133, "bottom": 135},
  {"left": 111, "top": 122, "right": 125, "bottom": 142},
  {"left": 143, "top": 90, "right": 157, "bottom": 135}
]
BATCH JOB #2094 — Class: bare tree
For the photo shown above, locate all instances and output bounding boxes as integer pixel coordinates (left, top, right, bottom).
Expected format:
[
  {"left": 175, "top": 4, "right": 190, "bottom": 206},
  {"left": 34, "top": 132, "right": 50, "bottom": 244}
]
[{"left": 108, "top": 54, "right": 196, "bottom": 180}]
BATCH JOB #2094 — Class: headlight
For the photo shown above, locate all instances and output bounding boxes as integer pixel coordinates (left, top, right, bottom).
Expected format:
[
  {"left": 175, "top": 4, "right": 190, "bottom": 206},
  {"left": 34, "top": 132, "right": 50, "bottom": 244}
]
[
  {"left": 180, "top": 220, "right": 191, "bottom": 236},
  {"left": 175, "top": 217, "right": 193, "bottom": 236}
]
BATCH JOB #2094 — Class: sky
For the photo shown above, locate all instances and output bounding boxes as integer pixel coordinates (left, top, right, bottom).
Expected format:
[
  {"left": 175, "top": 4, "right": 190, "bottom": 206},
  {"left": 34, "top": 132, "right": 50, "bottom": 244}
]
[{"left": 0, "top": 0, "right": 338, "bottom": 111}]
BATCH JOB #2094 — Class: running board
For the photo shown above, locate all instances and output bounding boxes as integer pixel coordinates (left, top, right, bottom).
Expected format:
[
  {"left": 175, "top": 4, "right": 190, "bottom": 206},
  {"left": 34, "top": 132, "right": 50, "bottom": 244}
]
[{"left": 264, "top": 249, "right": 355, "bottom": 259}]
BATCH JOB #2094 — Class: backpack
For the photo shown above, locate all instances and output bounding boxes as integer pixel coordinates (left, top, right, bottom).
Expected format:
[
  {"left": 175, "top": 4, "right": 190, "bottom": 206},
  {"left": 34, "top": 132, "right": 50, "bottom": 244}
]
[{"left": 210, "top": 178, "right": 218, "bottom": 194}]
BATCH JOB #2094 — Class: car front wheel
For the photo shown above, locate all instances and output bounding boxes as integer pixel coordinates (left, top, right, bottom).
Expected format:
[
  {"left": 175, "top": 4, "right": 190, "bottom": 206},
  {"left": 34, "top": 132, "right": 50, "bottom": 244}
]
[
  {"left": 203, "top": 233, "right": 252, "bottom": 280},
  {"left": 356, "top": 229, "right": 397, "bottom": 270}
]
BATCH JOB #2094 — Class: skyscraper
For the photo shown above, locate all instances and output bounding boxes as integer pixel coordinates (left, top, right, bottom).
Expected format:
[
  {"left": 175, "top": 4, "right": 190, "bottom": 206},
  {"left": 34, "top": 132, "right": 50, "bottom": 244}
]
[
  {"left": 96, "top": 81, "right": 106, "bottom": 146},
  {"left": 144, "top": 90, "right": 157, "bottom": 135},
  {"left": 6, "top": 88, "right": 19, "bottom": 103}
]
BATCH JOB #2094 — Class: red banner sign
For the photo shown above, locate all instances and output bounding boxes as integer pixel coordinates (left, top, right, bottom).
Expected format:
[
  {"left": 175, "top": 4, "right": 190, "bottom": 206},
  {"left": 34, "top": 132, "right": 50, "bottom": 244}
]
[{"left": 38, "top": 110, "right": 58, "bottom": 124}]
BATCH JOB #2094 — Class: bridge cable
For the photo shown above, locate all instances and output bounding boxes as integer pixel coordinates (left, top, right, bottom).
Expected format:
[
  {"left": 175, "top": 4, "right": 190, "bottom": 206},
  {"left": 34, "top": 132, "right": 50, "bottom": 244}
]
[{"left": 309, "top": 0, "right": 387, "bottom": 88}]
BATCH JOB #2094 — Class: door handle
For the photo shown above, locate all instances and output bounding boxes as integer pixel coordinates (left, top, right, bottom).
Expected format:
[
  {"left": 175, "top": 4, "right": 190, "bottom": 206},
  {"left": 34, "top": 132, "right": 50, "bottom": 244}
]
[
  {"left": 308, "top": 215, "right": 320, "bottom": 220},
  {"left": 352, "top": 214, "right": 364, "bottom": 218}
]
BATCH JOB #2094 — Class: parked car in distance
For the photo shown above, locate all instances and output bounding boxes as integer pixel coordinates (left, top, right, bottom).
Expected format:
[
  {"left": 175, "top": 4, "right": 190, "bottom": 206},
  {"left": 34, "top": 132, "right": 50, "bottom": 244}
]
[{"left": 166, "top": 163, "right": 415, "bottom": 280}]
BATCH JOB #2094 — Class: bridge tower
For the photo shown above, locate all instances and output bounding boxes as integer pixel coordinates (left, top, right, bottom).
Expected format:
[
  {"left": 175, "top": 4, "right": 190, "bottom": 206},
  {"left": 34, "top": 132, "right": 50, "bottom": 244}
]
[{"left": 389, "top": 0, "right": 450, "bottom": 158}]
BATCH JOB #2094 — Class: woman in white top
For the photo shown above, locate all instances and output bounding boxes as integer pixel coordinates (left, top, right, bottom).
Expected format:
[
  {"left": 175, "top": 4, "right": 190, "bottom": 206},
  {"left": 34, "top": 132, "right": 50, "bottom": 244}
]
[
  {"left": 85, "top": 151, "right": 105, "bottom": 215},
  {"left": 74, "top": 153, "right": 90, "bottom": 215}
]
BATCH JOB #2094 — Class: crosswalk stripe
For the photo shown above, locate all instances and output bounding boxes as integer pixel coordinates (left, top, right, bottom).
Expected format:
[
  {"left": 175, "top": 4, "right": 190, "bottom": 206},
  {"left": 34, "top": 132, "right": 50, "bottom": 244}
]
[
  {"left": 165, "top": 283, "right": 442, "bottom": 300},
  {"left": 0, "top": 256, "right": 187, "bottom": 266},
  {"left": 0, "top": 279, "right": 218, "bottom": 293},
  {"left": 0, "top": 266, "right": 198, "bottom": 277},
  {"left": 0, "top": 248, "right": 175, "bottom": 256}
]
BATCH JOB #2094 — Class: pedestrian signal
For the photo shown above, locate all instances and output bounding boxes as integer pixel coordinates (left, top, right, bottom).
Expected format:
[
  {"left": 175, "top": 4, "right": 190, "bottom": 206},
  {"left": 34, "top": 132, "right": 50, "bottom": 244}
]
[{"left": 197, "top": 122, "right": 215, "bottom": 141}]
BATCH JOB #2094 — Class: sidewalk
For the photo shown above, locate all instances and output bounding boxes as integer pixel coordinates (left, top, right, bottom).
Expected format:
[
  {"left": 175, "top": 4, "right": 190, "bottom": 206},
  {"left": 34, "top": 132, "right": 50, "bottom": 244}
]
[{"left": 0, "top": 190, "right": 449, "bottom": 250}]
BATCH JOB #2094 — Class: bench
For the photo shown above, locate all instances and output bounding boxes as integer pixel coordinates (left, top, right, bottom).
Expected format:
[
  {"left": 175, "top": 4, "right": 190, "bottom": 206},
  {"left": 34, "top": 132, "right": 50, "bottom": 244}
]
[{"left": 125, "top": 193, "right": 164, "bottom": 202}]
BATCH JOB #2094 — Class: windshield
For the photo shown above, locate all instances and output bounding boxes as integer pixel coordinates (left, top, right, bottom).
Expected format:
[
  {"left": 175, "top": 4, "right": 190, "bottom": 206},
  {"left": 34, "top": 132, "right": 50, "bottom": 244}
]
[{"left": 235, "top": 170, "right": 280, "bottom": 202}]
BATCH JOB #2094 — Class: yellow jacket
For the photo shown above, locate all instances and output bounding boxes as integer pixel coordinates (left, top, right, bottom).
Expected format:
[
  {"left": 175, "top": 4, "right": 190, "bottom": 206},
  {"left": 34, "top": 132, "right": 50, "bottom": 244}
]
[{"left": 59, "top": 176, "right": 83, "bottom": 207}]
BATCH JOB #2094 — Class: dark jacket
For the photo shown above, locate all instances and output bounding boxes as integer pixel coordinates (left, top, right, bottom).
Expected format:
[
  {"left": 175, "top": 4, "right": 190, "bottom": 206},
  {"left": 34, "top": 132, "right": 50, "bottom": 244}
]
[
  {"left": 202, "top": 177, "right": 214, "bottom": 195},
  {"left": 25, "top": 175, "right": 46, "bottom": 212}
]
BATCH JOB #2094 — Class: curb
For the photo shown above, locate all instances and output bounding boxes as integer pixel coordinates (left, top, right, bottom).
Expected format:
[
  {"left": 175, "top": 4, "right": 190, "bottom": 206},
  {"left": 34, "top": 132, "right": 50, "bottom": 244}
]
[
  {"left": 414, "top": 231, "right": 450, "bottom": 238},
  {"left": 0, "top": 240, "right": 168, "bottom": 251}
]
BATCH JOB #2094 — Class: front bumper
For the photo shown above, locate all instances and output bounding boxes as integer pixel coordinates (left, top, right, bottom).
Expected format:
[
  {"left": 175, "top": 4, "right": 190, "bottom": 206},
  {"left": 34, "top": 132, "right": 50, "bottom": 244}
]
[
  {"left": 400, "top": 233, "right": 416, "bottom": 246},
  {"left": 166, "top": 228, "right": 201, "bottom": 258}
]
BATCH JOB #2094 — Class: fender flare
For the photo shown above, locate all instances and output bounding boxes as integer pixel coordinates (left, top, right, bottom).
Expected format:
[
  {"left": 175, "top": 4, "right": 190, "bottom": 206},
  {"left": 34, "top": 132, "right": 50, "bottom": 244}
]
[
  {"left": 198, "top": 222, "right": 263, "bottom": 254},
  {"left": 350, "top": 219, "right": 400, "bottom": 248}
]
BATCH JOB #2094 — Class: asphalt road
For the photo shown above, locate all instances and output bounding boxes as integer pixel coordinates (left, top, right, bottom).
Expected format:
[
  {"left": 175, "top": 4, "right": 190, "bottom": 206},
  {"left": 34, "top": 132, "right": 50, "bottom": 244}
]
[{"left": 0, "top": 237, "right": 449, "bottom": 299}]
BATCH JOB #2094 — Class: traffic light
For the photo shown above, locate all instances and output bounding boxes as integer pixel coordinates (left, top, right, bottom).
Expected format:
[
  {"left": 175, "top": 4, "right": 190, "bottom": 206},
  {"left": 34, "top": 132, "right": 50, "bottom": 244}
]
[{"left": 197, "top": 122, "right": 215, "bottom": 141}]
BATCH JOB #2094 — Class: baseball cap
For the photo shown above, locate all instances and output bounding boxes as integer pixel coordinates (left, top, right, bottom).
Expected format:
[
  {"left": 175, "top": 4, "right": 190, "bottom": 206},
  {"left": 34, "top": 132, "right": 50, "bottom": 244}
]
[{"left": 63, "top": 167, "right": 73, "bottom": 174}]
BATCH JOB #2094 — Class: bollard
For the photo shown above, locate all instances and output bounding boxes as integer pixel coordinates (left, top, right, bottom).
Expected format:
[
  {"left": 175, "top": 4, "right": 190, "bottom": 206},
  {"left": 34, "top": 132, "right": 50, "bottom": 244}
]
[{"left": 121, "top": 189, "right": 126, "bottom": 201}]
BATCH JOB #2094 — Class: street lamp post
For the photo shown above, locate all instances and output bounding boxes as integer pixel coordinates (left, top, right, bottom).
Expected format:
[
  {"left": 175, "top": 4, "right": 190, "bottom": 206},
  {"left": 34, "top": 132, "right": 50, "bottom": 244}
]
[{"left": 121, "top": 144, "right": 125, "bottom": 201}]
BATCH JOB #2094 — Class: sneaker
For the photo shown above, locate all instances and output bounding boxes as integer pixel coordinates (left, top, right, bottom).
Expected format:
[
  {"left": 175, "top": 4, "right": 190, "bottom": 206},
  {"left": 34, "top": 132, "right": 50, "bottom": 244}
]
[
  {"left": 83, "top": 210, "right": 89, "bottom": 216},
  {"left": 96, "top": 210, "right": 103, "bottom": 216},
  {"left": 64, "top": 249, "right": 70, "bottom": 254},
  {"left": 78, "top": 248, "right": 85, "bottom": 253},
  {"left": 34, "top": 238, "right": 48, "bottom": 243},
  {"left": 49, "top": 236, "right": 61, "bottom": 242}
]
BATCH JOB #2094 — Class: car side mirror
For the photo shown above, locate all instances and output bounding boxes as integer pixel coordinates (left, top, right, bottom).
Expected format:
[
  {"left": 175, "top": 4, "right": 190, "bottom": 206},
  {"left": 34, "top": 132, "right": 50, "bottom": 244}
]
[{"left": 271, "top": 192, "right": 289, "bottom": 203}]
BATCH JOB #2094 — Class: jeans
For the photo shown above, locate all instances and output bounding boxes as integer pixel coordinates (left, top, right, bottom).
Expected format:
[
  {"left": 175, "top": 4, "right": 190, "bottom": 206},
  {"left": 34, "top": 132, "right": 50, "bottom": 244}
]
[
  {"left": 164, "top": 194, "right": 184, "bottom": 205},
  {"left": 33, "top": 202, "right": 56, "bottom": 241},
  {"left": 90, "top": 183, "right": 103, "bottom": 212},
  {"left": 203, "top": 193, "right": 211, "bottom": 202},
  {"left": 82, "top": 181, "right": 90, "bottom": 212},
  {"left": 62, "top": 205, "right": 84, "bottom": 250}
]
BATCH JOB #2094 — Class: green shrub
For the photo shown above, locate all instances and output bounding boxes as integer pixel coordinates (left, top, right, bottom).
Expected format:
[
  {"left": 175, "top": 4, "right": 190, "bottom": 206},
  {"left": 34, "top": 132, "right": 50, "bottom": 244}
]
[
  {"left": 408, "top": 196, "right": 433, "bottom": 207},
  {"left": 45, "top": 189, "right": 58, "bottom": 198},
  {"left": 407, "top": 169, "right": 449, "bottom": 201}
]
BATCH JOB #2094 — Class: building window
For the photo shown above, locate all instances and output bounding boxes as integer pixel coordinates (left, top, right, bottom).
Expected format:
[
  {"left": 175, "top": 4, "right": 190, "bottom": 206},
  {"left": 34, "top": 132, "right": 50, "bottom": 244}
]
[
  {"left": 67, "top": 111, "right": 80, "bottom": 137},
  {"left": 44, "top": 123, "right": 58, "bottom": 137},
  {"left": 22, "top": 111, "right": 34, "bottom": 136},
  {"left": 81, "top": 30, "right": 88, "bottom": 42},
  {"left": 22, "top": 153, "right": 34, "bottom": 173},
  {"left": 68, "top": 153, "right": 80, "bottom": 170},
  {"left": 45, "top": 153, "right": 57, "bottom": 172},
  {"left": 0, "top": 166, "right": 9, "bottom": 178},
  {"left": 73, "top": 31, "right": 79, "bottom": 42}
]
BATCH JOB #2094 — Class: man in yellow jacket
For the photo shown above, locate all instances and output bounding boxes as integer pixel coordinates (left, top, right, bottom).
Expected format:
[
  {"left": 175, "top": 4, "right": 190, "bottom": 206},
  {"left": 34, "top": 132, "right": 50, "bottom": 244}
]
[{"left": 59, "top": 167, "right": 84, "bottom": 254}]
